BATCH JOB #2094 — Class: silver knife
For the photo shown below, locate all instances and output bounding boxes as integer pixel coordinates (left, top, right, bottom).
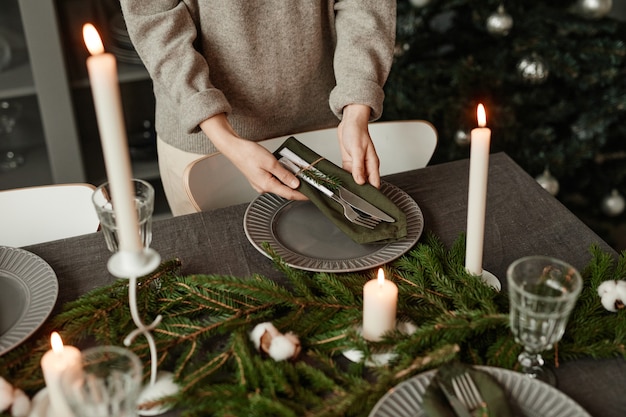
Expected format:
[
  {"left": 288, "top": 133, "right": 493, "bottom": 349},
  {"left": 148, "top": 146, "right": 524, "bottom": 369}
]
[
  {"left": 439, "top": 382, "right": 473, "bottom": 417},
  {"left": 278, "top": 148, "right": 395, "bottom": 223},
  {"left": 334, "top": 185, "right": 395, "bottom": 223}
]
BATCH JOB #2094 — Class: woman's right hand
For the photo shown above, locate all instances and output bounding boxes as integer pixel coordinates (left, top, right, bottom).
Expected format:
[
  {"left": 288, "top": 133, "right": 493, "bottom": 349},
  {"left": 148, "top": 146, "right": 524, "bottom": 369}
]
[{"left": 200, "top": 114, "right": 307, "bottom": 201}]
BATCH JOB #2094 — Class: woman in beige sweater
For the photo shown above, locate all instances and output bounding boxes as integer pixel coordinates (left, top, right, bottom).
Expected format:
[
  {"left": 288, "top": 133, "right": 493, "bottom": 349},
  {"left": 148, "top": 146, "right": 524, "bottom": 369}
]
[{"left": 120, "top": 1, "right": 396, "bottom": 215}]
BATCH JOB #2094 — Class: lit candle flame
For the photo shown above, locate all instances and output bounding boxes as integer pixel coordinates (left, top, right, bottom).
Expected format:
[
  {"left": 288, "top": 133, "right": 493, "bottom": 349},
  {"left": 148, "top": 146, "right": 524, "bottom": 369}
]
[
  {"left": 377, "top": 268, "right": 385, "bottom": 286},
  {"left": 477, "top": 103, "right": 487, "bottom": 128},
  {"left": 83, "top": 23, "right": 104, "bottom": 56},
  {"left": 50, "top": 332, "right": 64, "bottom": 353}
]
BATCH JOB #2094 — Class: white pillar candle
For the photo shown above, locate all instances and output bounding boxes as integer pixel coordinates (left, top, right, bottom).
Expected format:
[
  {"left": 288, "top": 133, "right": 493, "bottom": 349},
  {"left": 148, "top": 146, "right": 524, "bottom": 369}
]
[
  {"left": 362, "top": 268, "right": 398, "bottom": 341},
  {"left": 40, "top": 332, "right": 81, "bottom": 417},
  {"left": 465, "top": 104, "right": 491, "bottom": 275},
  {"left": 83, "top": 23, "right": 142, "bottom": 253}
]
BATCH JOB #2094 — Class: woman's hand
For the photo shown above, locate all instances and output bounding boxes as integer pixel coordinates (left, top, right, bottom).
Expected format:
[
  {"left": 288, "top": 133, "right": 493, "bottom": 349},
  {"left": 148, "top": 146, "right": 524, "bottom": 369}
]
[
  {"left": 338, "top": 104, "right": 380, "bottom": 188},
  {"left": 200, "top": 114, "right": 307, "bottom": 201}
]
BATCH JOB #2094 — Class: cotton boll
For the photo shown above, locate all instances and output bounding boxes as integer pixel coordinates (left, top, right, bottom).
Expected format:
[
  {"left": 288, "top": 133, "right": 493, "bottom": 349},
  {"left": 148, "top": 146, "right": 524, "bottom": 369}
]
[
  {"left": 597, "top": 280, "right": 617, "bottom": 297},
  {"left": 137, "top": 372, "right": 178, "bottom": 414},
  {"left": 10, "top": 389, "right": 30, "bottom": 417},
  {"left": 268, "top": 334, "right": 298, "bottom": 362},
  {"left": 598, "top": 280, "right": 626, "bottom": 312},
  {"left": 249, "top": 322, "right": 280, "bottom": 351},
  {"left": 0, "top": 377, "right": 14, "bottom": 412}
]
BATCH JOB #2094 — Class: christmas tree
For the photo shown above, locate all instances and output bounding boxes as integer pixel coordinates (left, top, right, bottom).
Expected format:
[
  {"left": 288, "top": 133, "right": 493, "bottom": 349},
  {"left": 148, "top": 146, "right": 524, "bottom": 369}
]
[{"left": 383, "top": 0, "right": 626, "bottom": 250}]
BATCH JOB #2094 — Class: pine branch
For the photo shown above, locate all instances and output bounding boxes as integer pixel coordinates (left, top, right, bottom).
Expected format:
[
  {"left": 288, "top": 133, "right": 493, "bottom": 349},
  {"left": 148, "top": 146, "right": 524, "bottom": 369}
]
[{"left": 1, "top": 235, "right": 625, "bottom": 417}]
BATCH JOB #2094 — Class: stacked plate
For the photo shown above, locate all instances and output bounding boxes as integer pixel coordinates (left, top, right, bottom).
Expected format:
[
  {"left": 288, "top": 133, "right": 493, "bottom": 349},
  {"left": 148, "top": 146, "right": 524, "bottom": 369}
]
[
  {"left": 0, "top": 247, "right": 58, "bottom": 356},
  {"left": 108, "top": 13, "right": 143, "bottom": 65}
]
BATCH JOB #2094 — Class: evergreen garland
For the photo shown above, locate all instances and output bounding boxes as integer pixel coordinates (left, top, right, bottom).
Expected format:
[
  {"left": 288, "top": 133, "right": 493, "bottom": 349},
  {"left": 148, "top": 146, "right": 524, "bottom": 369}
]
[{"left": 1, "top": 234, "right": 625, "bottom": 416}]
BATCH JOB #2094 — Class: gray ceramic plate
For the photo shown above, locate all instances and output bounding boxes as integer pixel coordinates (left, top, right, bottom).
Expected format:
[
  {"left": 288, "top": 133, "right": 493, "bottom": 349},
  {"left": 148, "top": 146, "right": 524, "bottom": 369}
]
[
  {"left": 0, "top": 246, "right": 58, "bottom": 356},
  {"left": 244, "top": 181, "right": 423, "bottom": 272},
  {"left": 369, "top": 366, "right": 591, "bottom": 417}
]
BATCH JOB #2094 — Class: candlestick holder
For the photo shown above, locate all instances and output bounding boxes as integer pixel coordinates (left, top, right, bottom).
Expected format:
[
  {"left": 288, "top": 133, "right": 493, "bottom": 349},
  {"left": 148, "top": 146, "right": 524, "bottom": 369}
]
[
  {"left": 107, "top": 248, "right": 179, "bottom": 416},
  {"left": 342, "top": 321, "right": 416, "bottom": 367},
  {"left": 480, "top": 269, "right": 501, "bottom": 291}
]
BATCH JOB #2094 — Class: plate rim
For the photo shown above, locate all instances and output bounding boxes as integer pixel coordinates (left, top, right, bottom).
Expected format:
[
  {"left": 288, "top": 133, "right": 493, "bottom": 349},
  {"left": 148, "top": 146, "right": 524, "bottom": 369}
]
[
  {"left": 0, "top": 246, "right": 58, "bottom": 356},
  {"left": 368, "top": 365, "right": 592, "bottom": 417},
  {"left": 243, "top": 181, "right": 424, "bottom": 272}
]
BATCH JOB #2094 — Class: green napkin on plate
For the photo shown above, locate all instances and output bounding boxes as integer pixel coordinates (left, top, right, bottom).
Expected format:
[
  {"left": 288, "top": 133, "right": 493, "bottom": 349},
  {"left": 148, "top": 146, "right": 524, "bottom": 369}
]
[
  {"left": 274, "top": 136, "right": 407, "bottom": 244},
  {"left": 422, "top": 362, "right": 513, "bottom": 417}
]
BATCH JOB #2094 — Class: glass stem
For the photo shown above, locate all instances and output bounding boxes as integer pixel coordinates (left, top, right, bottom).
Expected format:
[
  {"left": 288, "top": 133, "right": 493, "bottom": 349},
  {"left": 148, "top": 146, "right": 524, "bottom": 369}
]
[{"left": 518, "top": 350, "right": 545, "bottom": 378}]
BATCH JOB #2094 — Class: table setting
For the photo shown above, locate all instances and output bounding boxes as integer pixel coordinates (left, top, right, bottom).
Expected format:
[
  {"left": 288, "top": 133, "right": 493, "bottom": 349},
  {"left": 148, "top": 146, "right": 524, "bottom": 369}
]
[{"left": 2, "top": 20, "right": 626, "bottom": 417}]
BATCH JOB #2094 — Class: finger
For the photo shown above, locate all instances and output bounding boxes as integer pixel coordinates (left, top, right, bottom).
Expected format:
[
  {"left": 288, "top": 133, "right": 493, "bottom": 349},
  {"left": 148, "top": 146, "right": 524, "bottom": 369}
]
[
  {"left": 263, "top": 176, "right": 308, "bottom": 201},
  {"left": 365, "top": 150, "right": 381, "bottom": 188},
  {"left": 341, "top": 143, "right": 367, "bottom": 185},
  {"left": 271, "top": 163, "right": 300, "bottom": 190}
]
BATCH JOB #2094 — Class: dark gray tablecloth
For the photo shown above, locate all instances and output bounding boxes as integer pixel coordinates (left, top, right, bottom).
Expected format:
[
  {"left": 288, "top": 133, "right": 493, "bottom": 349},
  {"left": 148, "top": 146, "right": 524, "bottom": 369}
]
[{"left": 26, "top": 153, "right": 625, "bottom": 417}]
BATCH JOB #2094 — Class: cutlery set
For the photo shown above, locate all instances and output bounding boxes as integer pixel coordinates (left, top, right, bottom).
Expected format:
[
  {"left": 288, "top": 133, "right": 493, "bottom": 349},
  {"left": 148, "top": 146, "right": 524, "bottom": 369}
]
[
  {"left": 278, "top": 148, "right": 395, "bottom": 229},
  {"left": 443, "top": 372, "right": 489, "bottom": 417}
]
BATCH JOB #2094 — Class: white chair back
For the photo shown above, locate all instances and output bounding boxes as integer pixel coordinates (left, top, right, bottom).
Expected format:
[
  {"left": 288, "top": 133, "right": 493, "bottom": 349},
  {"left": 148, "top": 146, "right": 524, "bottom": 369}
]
[
  {"left": 0, "top": 183, "right": 100, "bottom": 247},
  {"left": 184, "top": 120, "right": 437, "bottom": 211}
]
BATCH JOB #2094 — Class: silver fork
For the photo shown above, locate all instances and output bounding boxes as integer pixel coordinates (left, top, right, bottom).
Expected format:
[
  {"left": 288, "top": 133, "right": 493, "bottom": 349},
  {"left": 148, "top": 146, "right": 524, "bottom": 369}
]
[
  {"left": 279, "top": 157, "right": 381, "bottom": 229},
  {"left": 328, "top": 193, "right": 380, "bottom": 229},
  {"left": 451, "top": 372, "right": 488, "bottom": 416}
]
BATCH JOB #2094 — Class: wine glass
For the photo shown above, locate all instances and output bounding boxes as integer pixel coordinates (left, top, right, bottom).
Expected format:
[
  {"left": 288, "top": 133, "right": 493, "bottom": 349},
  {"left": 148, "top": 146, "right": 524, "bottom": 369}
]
[
  {"left": 60, "top": 345, "right": 143, "bottom": 417},
  {"left": 0, "top": 100, "right": 24, "bottom": 171},
  {"left": 506, "top": 256, "right": 582, "bottom": 385}
]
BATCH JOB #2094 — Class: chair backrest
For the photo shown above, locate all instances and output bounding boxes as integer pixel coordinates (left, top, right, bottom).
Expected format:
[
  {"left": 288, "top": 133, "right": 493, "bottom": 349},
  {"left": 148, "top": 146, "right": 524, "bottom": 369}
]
[
  {"left": 0, "top": 183, "right": 100, "bottom": 247},
  {"left": 184, "top": 120, "right": 438, "bottom": 211}
]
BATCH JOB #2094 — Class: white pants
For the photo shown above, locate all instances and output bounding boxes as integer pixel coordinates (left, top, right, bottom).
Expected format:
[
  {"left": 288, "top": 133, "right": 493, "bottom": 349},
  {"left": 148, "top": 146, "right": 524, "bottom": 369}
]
[{"left": 157, "top": 137, "right": 207, "bottom": 216}]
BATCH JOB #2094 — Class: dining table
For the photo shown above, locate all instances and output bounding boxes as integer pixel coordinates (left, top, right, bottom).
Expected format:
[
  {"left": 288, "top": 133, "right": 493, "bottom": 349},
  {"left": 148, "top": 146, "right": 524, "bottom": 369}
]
[{"left": 20, "top": 152, "right": 626, "bottom": 417}]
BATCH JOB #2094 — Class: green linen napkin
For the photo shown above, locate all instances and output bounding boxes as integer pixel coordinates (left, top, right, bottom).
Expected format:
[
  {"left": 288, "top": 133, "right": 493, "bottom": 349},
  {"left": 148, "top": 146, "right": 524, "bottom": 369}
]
[
  {"left": 422, "top": 362, "right": 513, "bottom": 417},
  {"left": 274, "top": 136, "right": 407, "bottom": 244}
]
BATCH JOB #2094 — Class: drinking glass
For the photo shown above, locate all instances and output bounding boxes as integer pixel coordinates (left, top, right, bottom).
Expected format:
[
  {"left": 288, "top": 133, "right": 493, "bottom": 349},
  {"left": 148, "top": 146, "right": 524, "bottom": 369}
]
[
  {"left": 507, "top": 256, "right": 582, "bottom": 385},
  {"left": 92, "top": 179, "right": 155, "bottom": 252},
  {"left": 60, "top": 345, "right": 143, "bottom": 417},
  {"left": 0, "top": 100, "right": 24, "bottom": 171}
]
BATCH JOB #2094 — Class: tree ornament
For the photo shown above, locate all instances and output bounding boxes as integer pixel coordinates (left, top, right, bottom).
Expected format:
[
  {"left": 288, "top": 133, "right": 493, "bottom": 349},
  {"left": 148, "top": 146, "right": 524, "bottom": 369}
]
[
  {"left": 601, "top": 189, "right": 625, "bottom": 217},
  {"left": 516, "top": 54, "right": 549, "bottom": 84},
  {"left": 394, "top": 42, "right": 410, "bottom": 58},
  {"left": 535, "top": 168, "right": 559, "bottom": 196},
  {"left": 573, "top": 0, "right": 613, "bottom": 19},
  {"left": 486, "top": 5, "right": 514, "bottom": 36},
  {"left": 597, "top": 280, "right": 626, "bottom": 312},
  {"left": 409, "top": 0, "right": 431, "bottom": 8},
  {"left": 454, "top": 129, "right": 470, "bottom": 146}
]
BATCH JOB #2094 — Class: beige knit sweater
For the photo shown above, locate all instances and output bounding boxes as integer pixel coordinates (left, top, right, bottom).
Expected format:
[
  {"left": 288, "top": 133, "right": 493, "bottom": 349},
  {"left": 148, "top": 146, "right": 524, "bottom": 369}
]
[{"left": 120, "top": 1, "right": 397, "bottom": 154}]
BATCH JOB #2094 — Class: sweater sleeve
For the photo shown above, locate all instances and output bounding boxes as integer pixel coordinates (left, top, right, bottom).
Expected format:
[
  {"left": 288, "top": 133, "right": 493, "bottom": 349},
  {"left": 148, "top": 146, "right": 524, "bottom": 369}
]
[
  {"left": 119, "top": 0, "right": 231, "bottom": 134},
  {"left": 330, "top": 0, "right": 397, "bottom": 121}
]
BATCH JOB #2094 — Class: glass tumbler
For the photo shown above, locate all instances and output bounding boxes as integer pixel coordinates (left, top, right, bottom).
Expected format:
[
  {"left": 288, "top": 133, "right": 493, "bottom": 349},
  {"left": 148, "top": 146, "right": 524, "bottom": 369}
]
[
  {"left": 60, "top": 345, "right": 143, "bottom": 417},
  {"left": 92, "top": 179, "right": 155, "bottom": 252},
  {"left": 507, "top": 255, "right": 582, "bottom": 385}
]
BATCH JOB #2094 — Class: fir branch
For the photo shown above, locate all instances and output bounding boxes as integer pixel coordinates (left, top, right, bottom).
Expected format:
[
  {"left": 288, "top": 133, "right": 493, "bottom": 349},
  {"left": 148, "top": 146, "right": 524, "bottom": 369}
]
[{"left": 1, "top": 235, "right": 625, "bottom": 417}]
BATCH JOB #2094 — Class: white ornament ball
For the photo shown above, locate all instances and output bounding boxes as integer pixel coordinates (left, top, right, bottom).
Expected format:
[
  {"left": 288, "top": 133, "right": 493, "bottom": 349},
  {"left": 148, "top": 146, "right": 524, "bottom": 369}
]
[
  {"left": 517, "top": 55, "right": 549, "bottom": 84},
  {"left": 598, "top": 280, "right": 626, "bottom": 312},
  {"left": 601, "top": 189, "right": 625, "bottom": 217},
  {"left": 575, "top": 0, "right": 613, "bottom": 19},
  {"left": 409, "top": 0, "right": 431, "bottom": 7},
  {"left": 486, "top": 5, "right": 514, "bottom": 36},
  {"left": 454, "top": 129, "right": 470, "bottom": 146},
  {"left": 535, "top": 168, "right": 559, "bottom": 196}
]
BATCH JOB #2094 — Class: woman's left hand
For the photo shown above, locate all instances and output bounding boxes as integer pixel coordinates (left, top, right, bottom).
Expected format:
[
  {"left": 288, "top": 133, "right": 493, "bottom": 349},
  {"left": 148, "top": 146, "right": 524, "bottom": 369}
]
[{"left": 337, "top": 104, "right": 380, "bottom": 188}]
